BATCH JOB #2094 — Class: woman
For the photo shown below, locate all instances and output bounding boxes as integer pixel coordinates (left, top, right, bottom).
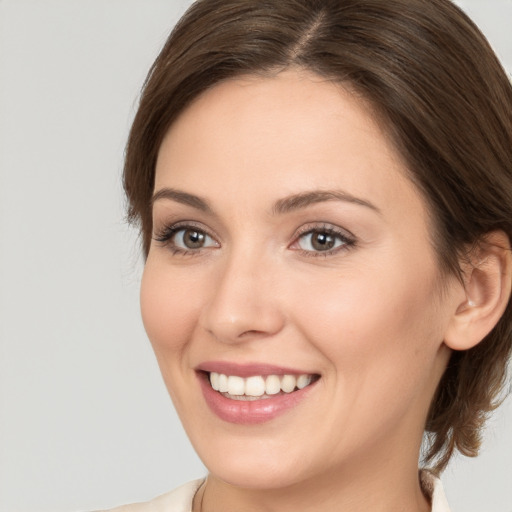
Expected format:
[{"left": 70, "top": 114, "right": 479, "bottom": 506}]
[{"left": 105, "top": 0, "right": 512, "bottom": 510}]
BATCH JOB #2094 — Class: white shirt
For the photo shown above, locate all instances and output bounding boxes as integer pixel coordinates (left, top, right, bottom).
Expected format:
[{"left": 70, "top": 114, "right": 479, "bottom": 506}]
[{"left": 99, "top": 471, "right": 451, "bottom": 512}]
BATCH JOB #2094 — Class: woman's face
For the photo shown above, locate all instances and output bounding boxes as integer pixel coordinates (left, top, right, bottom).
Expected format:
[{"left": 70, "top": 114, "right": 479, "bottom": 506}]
[{"left": 141, "top": 70, "right": 461, "bottom": 489}]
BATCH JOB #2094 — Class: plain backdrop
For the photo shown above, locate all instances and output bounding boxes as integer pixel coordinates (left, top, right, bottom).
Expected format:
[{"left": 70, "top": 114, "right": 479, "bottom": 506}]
[{"left": 0, "top": 1, "right": 511, "bottom": 511}]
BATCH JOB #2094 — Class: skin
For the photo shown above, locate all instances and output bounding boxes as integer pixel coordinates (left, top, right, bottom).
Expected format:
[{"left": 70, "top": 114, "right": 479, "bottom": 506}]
[{"left": 141, "top": 70, "right": 468, "bottom": 512}]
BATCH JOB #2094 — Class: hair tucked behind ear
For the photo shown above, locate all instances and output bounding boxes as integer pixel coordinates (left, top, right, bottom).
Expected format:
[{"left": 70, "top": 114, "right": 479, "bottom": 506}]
[{"left": 123, "top": 0, "right": 512, "bottom": 472}]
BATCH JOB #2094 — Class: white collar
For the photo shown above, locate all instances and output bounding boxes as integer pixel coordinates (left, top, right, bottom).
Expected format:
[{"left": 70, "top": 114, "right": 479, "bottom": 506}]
[{"left": 420, "top": 470, "right": 452, "bottom": 512}]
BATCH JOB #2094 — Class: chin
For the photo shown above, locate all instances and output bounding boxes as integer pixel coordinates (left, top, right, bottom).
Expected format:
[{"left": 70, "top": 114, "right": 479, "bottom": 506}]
[
  {"left": 190, "top": 431, "right": 319, "bottom": 490},
  {"left": 208, "top": 458, "right": 307, "bottom": 490}
]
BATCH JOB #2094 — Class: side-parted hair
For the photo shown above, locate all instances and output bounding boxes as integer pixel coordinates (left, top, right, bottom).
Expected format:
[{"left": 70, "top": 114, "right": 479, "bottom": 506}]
[{"left": 124, "top": 0, "right": 512, "bottom": 472}]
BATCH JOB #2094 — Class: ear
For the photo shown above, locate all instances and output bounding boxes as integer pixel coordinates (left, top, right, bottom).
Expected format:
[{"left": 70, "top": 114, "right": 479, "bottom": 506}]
[{"left": 444, "top": 230, "right": 512, "bottom": 351}]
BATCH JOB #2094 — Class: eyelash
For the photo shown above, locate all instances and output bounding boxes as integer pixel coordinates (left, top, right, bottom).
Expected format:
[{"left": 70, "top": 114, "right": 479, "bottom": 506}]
[
  {"left": 291, "top": 224, "right": 356, "bottom": 257},
  {"left": 152, "top": 222, "right": 356, "bottom": 258},
  {"left": 153, "top": 222, "right": 217, "bottom": 257}
]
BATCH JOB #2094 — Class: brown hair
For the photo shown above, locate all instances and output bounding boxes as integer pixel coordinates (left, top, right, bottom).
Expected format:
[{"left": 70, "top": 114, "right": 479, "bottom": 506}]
[{"left": 124, "top": 0, "right": 512, "bottom": 472}]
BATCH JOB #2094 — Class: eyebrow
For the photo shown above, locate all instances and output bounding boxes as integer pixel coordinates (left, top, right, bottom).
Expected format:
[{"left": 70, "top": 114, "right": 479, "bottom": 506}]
[
  {"left": 272, "top": 190, "right": 381, "bottom": 215},
  {"left": 152, "top": 187, "right": 380, "bottom": 216},
  {"left": 151, "top": 188, "right": 214, "bottom": 214}
]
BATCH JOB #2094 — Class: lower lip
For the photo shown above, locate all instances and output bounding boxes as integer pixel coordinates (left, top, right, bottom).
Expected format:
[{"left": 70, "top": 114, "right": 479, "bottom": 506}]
[{"left": 198, "top": 373, "right": 317, "bottom": 425}]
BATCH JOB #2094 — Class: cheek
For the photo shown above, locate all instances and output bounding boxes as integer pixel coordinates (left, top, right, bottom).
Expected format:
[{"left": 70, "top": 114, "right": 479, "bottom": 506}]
[
  {"left": 292, "top": 266, "right": 446, "bottom": 446},
  {"left": 291, "top": 259, "right": 445, "bottom": 382},
  {"left": 140, "top": 261, "right": 201, "bottom": 355}
]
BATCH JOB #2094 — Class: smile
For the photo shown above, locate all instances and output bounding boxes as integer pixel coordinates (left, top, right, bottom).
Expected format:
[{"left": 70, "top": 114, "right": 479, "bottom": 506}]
[
  {"left": 209, "top": 372, "right": 315, "bottom": 400},
  {"left": 197, "top": 365, "right": 320, "bottom": 424}
]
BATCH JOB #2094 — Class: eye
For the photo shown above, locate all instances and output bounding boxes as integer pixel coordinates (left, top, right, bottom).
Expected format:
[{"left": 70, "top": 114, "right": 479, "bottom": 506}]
[
  {"left": 298, "top": 231, "right": 344, "bottom": 251},
  {"left": 173, "top": 228, "right": 216, "bottom": 250},
  {"left": 153, "top": 223, "right": 219, "bottom": 254},
  {"left": 291, "top": 225, "right": 355, "bottom": 255}
]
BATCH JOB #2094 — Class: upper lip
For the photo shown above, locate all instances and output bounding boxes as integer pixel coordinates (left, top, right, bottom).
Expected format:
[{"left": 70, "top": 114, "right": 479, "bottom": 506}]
[{"left": 196, "top": 361, "right": 317, "bottom": 377}]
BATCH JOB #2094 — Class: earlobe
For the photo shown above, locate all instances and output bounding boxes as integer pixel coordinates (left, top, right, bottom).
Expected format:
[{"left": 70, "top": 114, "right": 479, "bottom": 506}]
[{"left": 444, "top": 231, "right": 512, "bottom": 351}]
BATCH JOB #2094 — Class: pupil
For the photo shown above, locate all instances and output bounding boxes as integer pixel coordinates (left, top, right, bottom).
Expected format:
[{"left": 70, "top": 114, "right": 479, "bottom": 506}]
[
  {"left": 184, "top": 230, "right": 205, "bottom": 248},
  {"left": 312, "top": 232, "right": 335, "bottom": 251}
]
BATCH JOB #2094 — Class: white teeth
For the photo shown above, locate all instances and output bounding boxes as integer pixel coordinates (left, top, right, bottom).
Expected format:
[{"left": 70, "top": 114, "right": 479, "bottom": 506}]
[
  {"left": 245, "top": 376, "right": 266, "bottom": 396},
  {"left": 210, "top": 372, "right": 220, "bottom": 391},
  {"left": 281, "top": 374, "right": 296, "bottom": 393},
  {"left": 265, "top": 375, "right": 281, "bottom": 395},
  {"left": 218, "top": 373, "right": 229, "bottom": 392},
  {"left": 227, "top": 375, "right": 245, "bottom": 396},
  {"left": 208, "top": 372, "right": 315, "bottom": 398},
  {"left": 297, "top": 374, "right": 312, "bottom": 389}
]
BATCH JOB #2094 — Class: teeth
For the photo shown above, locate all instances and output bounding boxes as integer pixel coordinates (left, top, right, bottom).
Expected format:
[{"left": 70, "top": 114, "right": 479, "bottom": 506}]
[
  {"left": 210, "top": 372, "right": 220, "bottom": 391},
  {"left": 208, "top": 372, "right": 315, "bottom": 398},
  {"left": 245, "top": 376, "right": 266, "bottom": 396},
  {"left": 218, "top": 373, "right": 229, "bottom": 392},
  {"left": 281, "top": 374, "right": 296, "bottom": 393},
  {"left": 227, "top": 375, "right": 245, "bottom": 395},
  {"left": 265, "top": 375, "right": 281, "bottom": 395},
  {"left": 297, "top": 374, "right": 312, "bottom": 389}
]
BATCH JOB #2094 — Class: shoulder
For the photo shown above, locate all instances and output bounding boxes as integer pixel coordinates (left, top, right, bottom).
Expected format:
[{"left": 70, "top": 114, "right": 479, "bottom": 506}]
[
  {"left": 420, "top": 470, "right": 451, "bottom": 512},
  {"left": 96, "top": 479, "right": 205, "bottom": 512}
]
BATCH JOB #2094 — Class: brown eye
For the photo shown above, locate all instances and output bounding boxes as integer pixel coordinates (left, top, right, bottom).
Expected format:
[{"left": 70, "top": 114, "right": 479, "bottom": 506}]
[
  {"left": 296, "top": 229, "right": 348, "bottom": 253},
  {"left": 181, "top": 229, "right": 206, "bottom": 249},
  {"left": 310, "top": 232, "right": 336, "bottom": 251},
  {"left": 170, "top": 227, "right": 218, "bottom": 251}
]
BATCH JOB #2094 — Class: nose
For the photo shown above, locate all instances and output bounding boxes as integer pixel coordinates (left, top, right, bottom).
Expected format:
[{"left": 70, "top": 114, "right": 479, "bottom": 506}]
[{"left": 199, "top": 251, "right": 285, "bottom": 344}]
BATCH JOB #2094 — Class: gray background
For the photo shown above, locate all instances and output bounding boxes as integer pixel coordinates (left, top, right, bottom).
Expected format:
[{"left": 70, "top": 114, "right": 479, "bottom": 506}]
[{"left": 0, "top": 1, "right": 510, "bottom": 511}]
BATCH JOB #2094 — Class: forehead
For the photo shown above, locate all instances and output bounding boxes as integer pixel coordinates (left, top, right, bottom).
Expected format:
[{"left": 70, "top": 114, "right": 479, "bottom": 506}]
[{"left": 154, "top": 70, "right": 422, "bottom": 220}]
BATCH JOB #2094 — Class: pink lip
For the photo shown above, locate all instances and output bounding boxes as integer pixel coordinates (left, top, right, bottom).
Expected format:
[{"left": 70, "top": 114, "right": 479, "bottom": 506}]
[
  {"left": 196, "top": 361, "right": 312, "bottom": 377},
  {"left": 196, "top": 368, "right": 319, "bottom": 425}
]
